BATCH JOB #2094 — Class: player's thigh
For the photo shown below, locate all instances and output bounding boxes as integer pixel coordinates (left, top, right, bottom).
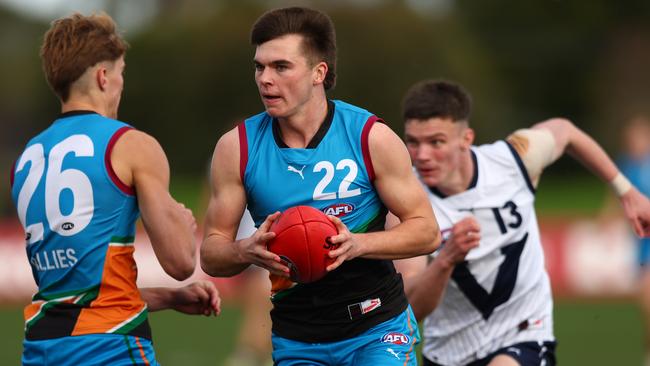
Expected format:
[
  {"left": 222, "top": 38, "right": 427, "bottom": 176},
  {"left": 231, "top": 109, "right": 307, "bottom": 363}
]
[
  {"left": 488, "top": 354, "right": 520, "bottom": 366},
  {"left": 23, "top": 334, "right": 158, "bottom": 366},
  {"left": 271, "top": 334, "right": 329, "bottom": 366},
  {"left": 352, "top": 306, "right": 420, "bottom": 366},
  {"left": 486, "top": 341, "right": 556, "bottom": 366}
]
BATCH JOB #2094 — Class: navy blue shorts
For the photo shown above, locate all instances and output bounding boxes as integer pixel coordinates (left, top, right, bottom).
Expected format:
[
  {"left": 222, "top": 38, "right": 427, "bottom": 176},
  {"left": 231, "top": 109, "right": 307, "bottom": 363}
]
[{"left": 423, "top": 341, "right": 556, "bottom": 366}]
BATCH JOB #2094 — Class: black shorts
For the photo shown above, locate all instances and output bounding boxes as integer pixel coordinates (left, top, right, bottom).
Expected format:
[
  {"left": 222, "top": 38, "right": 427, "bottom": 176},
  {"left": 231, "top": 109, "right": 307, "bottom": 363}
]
[{"left": 423, "top": 341, "right": 557, "bottom": 366}]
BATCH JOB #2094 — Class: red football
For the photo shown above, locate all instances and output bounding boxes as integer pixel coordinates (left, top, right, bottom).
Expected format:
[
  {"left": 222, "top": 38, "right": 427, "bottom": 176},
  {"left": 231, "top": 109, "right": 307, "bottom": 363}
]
[{"left": 268, "top": 205, "right": 339, "bottom": 283}]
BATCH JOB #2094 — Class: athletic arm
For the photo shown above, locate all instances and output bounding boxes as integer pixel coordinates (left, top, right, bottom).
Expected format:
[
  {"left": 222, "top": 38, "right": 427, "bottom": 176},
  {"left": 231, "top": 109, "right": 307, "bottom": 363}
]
[
  {"left": 508, "top": 118, "right": 650, "bottom": 237},
  {"left": 200, "top": 128, "right": 289, "bottom": 277},
  {"left": 111, "top": 130, "right": 196, "bottom": 280},
  {"left": 392, "top": 215, "right": 480, "bottom": 320},
  {"left": 326, "top": 123, "right": 441, "bottom": 270},
  {"left": 140, "top": 280, "right": 221, "bottom": 316}
]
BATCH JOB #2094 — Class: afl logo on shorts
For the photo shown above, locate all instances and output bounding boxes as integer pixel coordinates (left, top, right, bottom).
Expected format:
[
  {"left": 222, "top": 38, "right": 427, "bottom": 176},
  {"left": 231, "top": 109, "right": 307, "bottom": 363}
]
[
  {"left": 322, "top": 203, "right": 354, "bottom": 217},
  {"left": 381, "top": 332, "right": 411, "bottom": 345}
]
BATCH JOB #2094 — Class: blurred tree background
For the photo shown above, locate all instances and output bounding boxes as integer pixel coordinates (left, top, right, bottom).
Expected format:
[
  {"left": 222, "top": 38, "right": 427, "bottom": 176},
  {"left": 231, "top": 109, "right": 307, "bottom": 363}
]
[{"left": 2, "top": 0, "right": 650, "bottom": 217}]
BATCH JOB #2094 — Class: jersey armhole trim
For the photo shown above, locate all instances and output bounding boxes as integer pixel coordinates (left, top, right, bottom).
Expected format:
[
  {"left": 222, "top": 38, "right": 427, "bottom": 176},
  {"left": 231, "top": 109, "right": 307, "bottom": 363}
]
[
  {"left": 362, "top": 116, "right": 380, "bottom": 182},
  {"left": 105, "top": 126, "right": 136, "bottom": 196},
  {"left": 503, "top": 140, "right": 536, "bottom": 194},
  {"left": 237, "top": 121, "right": 248, "bottom": 184},
  {"left": 9, "top": 159, "right": 16, "bottom": 189}
]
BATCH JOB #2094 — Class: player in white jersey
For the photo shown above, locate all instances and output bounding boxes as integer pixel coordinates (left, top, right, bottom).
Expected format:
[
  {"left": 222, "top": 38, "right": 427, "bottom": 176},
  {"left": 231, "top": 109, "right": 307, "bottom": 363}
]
[{"left": 392, "top": 80, "right": 650, "bottom": 366}]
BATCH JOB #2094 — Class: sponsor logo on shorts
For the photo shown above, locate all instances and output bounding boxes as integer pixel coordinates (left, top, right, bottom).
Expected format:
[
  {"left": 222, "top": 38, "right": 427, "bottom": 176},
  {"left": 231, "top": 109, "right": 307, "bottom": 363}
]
[
  {"left": 381, "top": 332, "right": 411, "bottom": 345},
  {"left": 322, "top": 203, "right": 354, "bottom": 217}
]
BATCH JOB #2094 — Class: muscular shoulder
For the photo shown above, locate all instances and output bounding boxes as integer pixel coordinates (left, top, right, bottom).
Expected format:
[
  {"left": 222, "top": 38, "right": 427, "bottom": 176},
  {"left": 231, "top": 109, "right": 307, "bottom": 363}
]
[
  {"left": 506, "top": 128, "right": 557, "bottom": 186},
  {"left": 210, "top": 127, "right": 241, "bottom": 183},
  {"left": 111, "top": 129, "right": 169, "bottom": 186},
  {"left": 368, "top": 122, "right": 412, "bottom": 178}
]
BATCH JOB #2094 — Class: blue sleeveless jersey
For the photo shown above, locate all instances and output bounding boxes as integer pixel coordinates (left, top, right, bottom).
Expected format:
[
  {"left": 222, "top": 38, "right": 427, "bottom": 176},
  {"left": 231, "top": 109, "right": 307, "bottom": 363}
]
[
  {"left": 239, "top": 100, "right": 407, "bottom": 343},
  {"left": 242, "top": 100, "right": 384, "bottom": 231},
  {"left": 10, "top": 111, "right": 150, "bottom": 340}
]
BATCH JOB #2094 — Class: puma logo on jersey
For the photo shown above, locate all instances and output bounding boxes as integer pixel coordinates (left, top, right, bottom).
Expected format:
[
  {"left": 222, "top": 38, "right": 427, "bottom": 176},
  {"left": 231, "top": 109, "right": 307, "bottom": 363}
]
[
  {"left": 287, "top": 165, "right": 305, "bottom": 180},
  {"left": 386, "top": 348, "right": 401, "bottom": 360}
]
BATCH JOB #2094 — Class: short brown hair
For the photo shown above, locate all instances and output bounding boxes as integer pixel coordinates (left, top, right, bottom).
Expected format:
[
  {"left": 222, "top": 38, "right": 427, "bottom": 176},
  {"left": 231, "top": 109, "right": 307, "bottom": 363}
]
[
  {"left": 40, "top": 12, "right": 128, "bottom": 102},
  {"left": 402, "top": 80, "right": 472, "bottom": 123},
  {"left": 250, "top": 7, "right": 337, "bottom": 90}
]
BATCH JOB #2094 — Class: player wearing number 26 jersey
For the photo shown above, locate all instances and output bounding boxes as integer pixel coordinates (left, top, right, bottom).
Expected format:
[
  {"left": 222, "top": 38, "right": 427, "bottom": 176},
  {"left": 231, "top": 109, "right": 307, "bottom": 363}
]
[
  {"left": 11, "top": 112, "right": 147, "bottom": 340},
  {"left": 10, "top": 13, "right": 221, "bottom": 366}
]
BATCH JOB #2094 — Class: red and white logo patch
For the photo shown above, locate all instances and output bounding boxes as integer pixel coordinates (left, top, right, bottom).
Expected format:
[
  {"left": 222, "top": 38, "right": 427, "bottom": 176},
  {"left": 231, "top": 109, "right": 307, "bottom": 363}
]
[{"left": 381, "top": 332, "right": 411, "bottom": 345}]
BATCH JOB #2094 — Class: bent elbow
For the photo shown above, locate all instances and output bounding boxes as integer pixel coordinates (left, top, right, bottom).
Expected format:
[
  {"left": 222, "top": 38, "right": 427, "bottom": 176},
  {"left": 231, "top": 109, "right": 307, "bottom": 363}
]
[
  {"left": 163, "top": 255, "right": 195, "bottom": 281},
  {"left": 200, "top": 256, "right": 216, "bottom": 277},
  {"left": 431, "top": 229, "right": 442, "bottom": 252},
  {"left": 421, "top": 227, "right": 442, "bottom": 255}
]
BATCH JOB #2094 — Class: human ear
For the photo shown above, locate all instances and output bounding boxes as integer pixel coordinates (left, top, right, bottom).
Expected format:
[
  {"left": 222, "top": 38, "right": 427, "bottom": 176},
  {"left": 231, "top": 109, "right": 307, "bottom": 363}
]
[
  {"left": 313, "top": 61, "right": 328, "bottom": 85},
  {"left": 96, "top": 66, "right": 108, "bottom": 91},
  {"left": 461, "top": 127, "right": 475, "bottom": 150}
]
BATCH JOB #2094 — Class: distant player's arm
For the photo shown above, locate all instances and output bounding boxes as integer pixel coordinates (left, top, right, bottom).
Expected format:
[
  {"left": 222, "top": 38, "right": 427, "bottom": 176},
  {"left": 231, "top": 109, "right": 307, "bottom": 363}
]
[
  {"left": 392, "top": 214, "right": 480, "bottom": 320},
  {"left": 111, "top": 129, "right": 196, "bottom": 280},
  {"left": 140, "top": 280, "right": 221, "bottom": 316},
  {"left": 200, "top": 128, "right": 289, "bottom": 277},
  {"left": 508, "top": 118, "right": 650, "bottom": 237},
  {"left": 326, "top": 123, "right": 440, "bottom": 270}
]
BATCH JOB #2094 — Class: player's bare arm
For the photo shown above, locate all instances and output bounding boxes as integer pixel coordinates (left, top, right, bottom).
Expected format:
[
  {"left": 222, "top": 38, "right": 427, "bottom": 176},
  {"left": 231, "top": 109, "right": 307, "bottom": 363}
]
[
  {"left": 326, "top": 123, "right": 441, "bottom": 271},
  {"left": 140, "top": 280, "right": 221, "bottom": 316},
  {"left": 509, "top": 118, "right": 650, "bottom": 237},
  {"left": 112, "top": 129, "right": 196, "bottom": 280},
  {"left": 394, "top": 216, "right": 480, "bottom": 320},
  {"left": 200, "top": 128, "right": 290, "bottom": 277}
]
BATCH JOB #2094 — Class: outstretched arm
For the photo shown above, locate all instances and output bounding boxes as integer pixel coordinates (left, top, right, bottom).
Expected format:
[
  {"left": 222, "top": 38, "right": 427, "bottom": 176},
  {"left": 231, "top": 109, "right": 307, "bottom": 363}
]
[
  {"left": 200, "top": 128, "right": 290, "bottom": 277},
  {"left": 393, "top": 216, "right": 480, "bottom": 320},
  {"left": 326, "top": 123, "right": 441, "bottom": 271},
  {"left": 508, "top": 118, "right": 650, "bottom": 237}
]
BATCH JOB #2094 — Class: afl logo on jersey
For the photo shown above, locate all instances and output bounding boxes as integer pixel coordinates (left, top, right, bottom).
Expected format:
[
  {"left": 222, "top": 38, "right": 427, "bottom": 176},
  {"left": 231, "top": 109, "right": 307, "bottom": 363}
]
[
  {"left": 322, "top": 203, "right": 354, "bottom": 217},
  {"left": 381, "top": 332, "right": 411, "bottom": 345},
  {"left": 61, "top": 222, "right": 75, "bottom": 231}
]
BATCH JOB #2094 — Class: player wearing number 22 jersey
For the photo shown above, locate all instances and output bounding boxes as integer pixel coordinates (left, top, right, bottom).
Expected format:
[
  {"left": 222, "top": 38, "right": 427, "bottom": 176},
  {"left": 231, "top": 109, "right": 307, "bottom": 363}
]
[
  {"left": 10, "top": 112, "right": 150, "bottom": 342},
  {"left": 241, "top": 99, "right": 410, "bottom": 342}
]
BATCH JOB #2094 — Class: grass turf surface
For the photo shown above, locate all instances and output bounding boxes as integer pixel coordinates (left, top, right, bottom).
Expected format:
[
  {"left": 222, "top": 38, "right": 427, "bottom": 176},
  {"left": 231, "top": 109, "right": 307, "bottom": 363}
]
[{"left": 0, "top": 300, "right": 643, "bottom": 365}]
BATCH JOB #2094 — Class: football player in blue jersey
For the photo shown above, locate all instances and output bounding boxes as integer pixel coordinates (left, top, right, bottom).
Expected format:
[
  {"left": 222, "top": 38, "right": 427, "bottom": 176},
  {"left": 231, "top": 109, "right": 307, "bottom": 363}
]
[
  {"left": 11, "top": 12, "right": 220, "bottom": 365},
  {"left": 201, "top": 6, "right": 440, "bottom": 366},
  {"left": 393, "top": 79, "right": 650, "bottom": 366},
  {"left": 609, "top": 116, "right": 650, "bottom": 365}
]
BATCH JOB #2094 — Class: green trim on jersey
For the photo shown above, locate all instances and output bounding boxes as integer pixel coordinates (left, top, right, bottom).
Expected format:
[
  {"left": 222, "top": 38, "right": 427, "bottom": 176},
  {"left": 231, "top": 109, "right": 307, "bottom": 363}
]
[
  {"left": 109, "top": 235, "right": 135, "bottom": 244},
  {"left": 32, "top": 284, "right": 100, "bottom": 302},
  {"left": 25, "top": 286, "right": 100, "bottom": 330},
  {"left": 111, "top": 306, "right": 149, "bottom": 335}
]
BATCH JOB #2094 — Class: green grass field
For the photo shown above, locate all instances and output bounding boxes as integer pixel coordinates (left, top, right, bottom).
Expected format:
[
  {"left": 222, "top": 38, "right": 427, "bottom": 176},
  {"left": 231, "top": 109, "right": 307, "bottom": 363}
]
[{"left": 0, "top": 300, "right": 643, "bottom": 365}]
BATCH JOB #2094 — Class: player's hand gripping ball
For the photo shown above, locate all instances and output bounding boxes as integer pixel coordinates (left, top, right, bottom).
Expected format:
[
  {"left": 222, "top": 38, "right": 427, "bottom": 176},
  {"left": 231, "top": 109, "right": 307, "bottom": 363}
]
[{"left": 268, "top": 206, "right": 339, "bottom": 283}]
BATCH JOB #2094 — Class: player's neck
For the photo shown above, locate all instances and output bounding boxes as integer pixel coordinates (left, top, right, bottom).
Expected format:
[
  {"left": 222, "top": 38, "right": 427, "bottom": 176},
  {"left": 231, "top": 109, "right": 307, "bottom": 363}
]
[
  {"left": 62, "top": 94, "right": 108, "bottom": 118},
  {"left": 277, "top": 95, "right": 328, "bottom": 148}
]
